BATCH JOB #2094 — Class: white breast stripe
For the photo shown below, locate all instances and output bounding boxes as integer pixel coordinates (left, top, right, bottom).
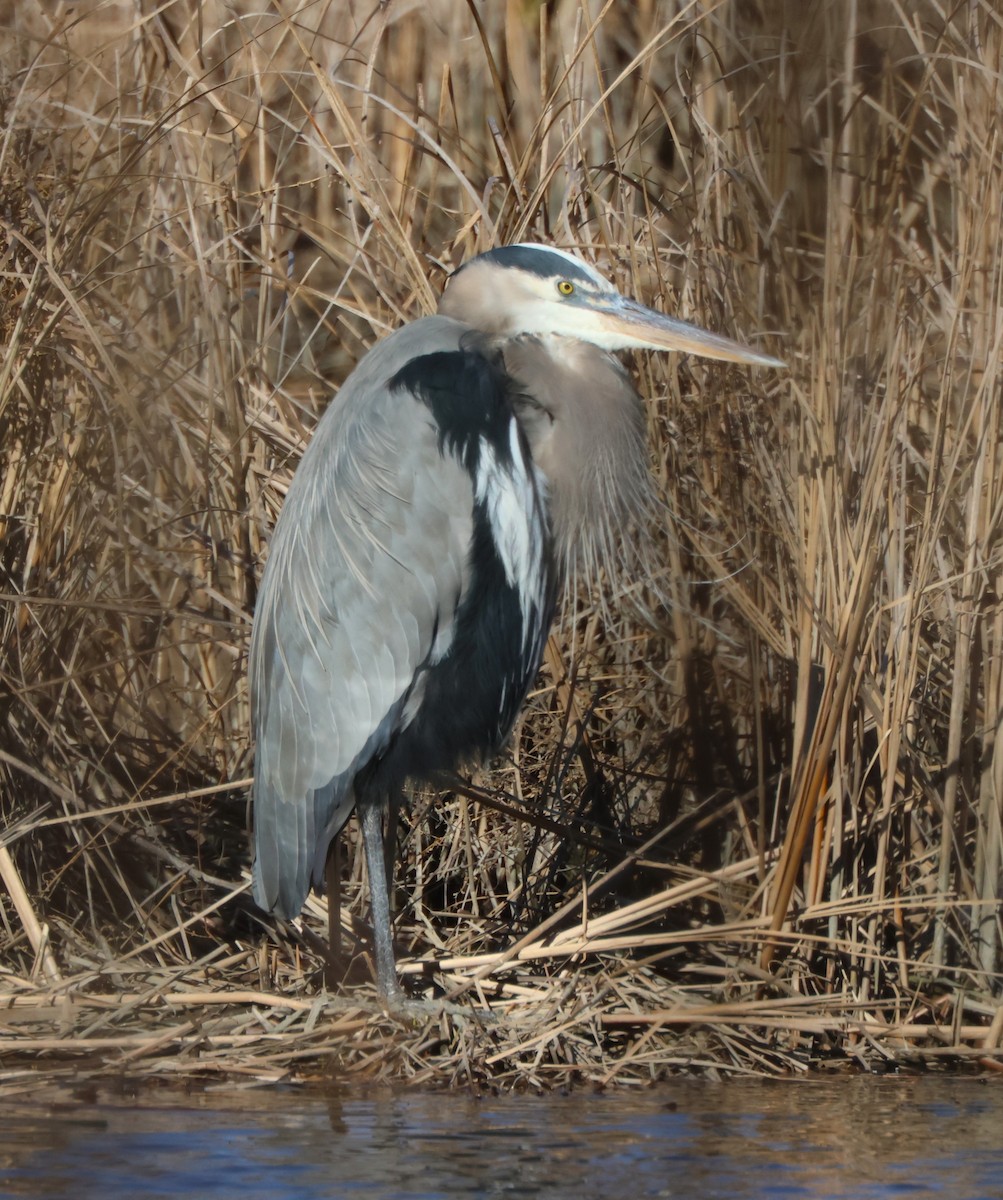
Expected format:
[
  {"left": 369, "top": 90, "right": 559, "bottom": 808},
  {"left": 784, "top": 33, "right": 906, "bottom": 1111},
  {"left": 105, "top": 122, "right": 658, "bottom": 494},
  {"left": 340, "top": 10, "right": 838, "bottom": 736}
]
[{"left": 474, "top": 420, "right": 547, "bottom": 644}]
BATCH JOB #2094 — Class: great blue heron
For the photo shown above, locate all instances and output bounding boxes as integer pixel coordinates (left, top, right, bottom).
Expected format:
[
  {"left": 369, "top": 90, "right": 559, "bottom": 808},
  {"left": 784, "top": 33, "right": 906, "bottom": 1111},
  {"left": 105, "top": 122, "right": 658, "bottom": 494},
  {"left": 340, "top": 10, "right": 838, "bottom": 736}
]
[{"left": 250, "top": 243, "right": 782, "bottom": 1002}]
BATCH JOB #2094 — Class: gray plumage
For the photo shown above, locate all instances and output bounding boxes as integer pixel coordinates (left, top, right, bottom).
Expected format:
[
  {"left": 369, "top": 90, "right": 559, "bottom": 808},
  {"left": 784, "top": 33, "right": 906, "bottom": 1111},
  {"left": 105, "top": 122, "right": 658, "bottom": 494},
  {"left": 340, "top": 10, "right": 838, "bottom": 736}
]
[{"left": 252, "top": 318, "right": 490, "bottom": 916}]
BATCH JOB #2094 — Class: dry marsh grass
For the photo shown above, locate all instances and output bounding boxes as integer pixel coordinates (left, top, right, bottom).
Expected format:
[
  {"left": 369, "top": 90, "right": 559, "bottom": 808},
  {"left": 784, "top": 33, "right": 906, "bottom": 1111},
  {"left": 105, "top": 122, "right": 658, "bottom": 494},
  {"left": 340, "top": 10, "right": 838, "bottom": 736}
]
[{"left": 1, "top": 0, "right": 1002, "bottom": 1091}]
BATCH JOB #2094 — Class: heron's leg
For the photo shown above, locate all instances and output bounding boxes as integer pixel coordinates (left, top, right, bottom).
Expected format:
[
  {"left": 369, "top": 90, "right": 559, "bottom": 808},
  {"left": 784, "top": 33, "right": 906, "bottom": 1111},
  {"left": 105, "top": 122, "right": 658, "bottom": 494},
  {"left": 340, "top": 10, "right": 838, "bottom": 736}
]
[
  {"left": 360, "top": 800, "right": 403, "bottom": 1003},
  {"left": 323, "top": 834, "right": 342, "bottom": 990},
  {"left": 385, "top": 789, "right": 402, "bottom": 898}
]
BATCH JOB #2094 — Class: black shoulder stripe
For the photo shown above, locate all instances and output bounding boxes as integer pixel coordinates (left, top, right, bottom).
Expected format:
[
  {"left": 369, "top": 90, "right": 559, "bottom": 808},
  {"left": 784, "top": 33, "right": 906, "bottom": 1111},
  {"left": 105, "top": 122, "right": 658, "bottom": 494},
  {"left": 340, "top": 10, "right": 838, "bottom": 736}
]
[{"left": 391, "top": 349, "right": 516, "bottom": 474}]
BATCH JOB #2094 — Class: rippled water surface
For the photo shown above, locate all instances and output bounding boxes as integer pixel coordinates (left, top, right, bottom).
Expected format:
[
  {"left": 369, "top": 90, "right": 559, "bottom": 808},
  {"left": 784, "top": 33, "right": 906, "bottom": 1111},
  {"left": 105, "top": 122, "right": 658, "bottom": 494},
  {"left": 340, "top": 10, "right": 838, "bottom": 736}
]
[{"left": 2, "top": 1075, "right": 1002, "bottom": 1198}]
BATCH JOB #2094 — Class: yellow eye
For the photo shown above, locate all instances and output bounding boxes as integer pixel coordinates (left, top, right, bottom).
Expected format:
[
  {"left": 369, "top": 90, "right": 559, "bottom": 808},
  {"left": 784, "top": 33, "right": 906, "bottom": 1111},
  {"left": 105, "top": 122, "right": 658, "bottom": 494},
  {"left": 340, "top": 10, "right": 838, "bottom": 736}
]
[{"left": 557, "top": 280, "right": 575, "bottom": 296}]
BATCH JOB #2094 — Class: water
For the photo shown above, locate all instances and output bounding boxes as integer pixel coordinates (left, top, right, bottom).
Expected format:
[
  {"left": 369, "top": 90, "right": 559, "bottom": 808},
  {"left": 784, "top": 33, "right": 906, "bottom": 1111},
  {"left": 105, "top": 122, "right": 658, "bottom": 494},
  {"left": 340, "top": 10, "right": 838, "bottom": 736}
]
[{"left": 2, "top": 1075, "right": 1002, "bottom": 1199}]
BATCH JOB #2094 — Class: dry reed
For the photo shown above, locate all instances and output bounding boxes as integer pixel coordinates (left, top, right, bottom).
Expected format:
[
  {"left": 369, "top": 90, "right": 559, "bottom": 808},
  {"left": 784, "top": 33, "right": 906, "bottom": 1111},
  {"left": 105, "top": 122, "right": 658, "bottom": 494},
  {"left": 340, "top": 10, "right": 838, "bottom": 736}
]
[{"left": 1, "top": 0, "right": 1001, "bottom": 1092}]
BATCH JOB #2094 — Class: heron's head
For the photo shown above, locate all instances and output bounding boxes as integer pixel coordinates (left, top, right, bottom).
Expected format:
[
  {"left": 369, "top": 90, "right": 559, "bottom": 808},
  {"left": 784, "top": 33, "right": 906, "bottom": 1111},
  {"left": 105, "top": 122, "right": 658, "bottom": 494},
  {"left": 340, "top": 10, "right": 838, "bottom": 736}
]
[{"left": 439, "top": 243, "right": 783, "bottom": 369}]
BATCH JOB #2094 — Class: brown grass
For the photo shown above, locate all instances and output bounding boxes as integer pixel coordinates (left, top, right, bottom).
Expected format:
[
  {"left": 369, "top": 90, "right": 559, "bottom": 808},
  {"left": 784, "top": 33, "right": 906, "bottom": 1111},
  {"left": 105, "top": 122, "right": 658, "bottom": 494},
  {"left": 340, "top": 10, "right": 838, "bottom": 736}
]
[{"left": 1, "top": 0, "right": 1002, "bottom": 1091}]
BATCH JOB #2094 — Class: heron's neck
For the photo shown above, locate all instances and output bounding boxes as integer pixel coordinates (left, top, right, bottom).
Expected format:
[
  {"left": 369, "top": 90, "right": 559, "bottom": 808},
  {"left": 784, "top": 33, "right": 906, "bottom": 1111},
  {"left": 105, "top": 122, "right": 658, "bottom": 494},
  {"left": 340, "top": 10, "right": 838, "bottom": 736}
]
[{"left": 501, "top": 337, "right": 654, "bottom": 588}]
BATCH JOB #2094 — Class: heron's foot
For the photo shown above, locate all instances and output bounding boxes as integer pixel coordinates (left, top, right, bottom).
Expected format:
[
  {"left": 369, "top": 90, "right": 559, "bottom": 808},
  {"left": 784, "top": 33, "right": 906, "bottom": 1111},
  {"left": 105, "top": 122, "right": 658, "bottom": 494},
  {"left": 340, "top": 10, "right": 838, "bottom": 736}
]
[{"left": 379, "top": 989, "right": 498, "bottom": 1025}]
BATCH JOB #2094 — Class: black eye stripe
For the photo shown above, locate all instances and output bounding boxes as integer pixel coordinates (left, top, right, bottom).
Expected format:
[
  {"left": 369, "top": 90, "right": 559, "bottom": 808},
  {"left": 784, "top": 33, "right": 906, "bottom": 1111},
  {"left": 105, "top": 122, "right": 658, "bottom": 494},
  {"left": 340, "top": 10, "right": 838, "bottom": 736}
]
[{"left": 458, "top": 244, "right": 602, "bottom": 287}]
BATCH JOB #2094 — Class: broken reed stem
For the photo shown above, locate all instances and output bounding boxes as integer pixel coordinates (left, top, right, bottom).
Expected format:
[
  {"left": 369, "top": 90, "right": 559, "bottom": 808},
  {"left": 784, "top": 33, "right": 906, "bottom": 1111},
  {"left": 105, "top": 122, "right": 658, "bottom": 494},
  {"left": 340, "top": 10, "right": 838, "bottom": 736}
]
[{"left": 0, "top": 843, "right": 61, "bottom": 986}]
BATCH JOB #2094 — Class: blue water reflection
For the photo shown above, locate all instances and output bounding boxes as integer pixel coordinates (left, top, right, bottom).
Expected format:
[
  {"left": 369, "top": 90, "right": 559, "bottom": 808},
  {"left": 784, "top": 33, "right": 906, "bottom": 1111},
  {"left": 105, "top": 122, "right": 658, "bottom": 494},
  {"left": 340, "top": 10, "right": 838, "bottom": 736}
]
[{"left": 2, "top": 1076, "right": 1002, "bottom": 1199}]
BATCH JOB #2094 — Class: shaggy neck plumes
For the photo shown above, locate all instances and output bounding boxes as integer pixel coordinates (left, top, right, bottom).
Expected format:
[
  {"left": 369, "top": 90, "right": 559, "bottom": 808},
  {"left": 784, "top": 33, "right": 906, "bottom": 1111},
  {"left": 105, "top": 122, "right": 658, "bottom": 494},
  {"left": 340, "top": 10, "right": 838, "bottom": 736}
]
[{"left": 500, "top": 335, "right": 662, "bottom": 602}]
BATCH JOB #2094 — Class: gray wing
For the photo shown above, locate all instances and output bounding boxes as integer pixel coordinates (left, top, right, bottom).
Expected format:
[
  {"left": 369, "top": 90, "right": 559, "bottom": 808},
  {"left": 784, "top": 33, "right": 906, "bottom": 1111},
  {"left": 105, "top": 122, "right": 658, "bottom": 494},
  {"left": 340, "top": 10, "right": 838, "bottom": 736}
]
[{"left": 250, "top": 316, "right": 475, "bottom": 918}]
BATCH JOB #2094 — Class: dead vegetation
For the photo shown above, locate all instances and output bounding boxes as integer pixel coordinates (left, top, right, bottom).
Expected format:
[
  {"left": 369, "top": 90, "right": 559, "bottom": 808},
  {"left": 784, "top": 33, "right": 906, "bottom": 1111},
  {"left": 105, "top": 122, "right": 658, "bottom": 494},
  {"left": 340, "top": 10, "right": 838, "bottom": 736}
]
[{"left": 1, "top": 0, "right": 1002, "bottom": 1092}]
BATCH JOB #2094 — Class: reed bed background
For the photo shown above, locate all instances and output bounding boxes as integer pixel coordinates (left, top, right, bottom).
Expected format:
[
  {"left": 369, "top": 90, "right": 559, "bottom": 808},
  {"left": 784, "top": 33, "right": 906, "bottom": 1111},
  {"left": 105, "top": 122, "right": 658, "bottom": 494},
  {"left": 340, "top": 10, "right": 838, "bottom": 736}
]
[{"left": 1, "top": 0, "right": 1002, "bottom": 1091}]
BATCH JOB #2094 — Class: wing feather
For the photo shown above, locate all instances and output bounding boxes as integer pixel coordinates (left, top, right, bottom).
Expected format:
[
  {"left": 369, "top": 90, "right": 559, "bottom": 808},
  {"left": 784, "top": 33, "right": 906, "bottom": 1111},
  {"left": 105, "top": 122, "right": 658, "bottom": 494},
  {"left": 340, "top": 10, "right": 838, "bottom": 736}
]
[{"left": 250, "top": 317, "right": 475, "bottom": 917}]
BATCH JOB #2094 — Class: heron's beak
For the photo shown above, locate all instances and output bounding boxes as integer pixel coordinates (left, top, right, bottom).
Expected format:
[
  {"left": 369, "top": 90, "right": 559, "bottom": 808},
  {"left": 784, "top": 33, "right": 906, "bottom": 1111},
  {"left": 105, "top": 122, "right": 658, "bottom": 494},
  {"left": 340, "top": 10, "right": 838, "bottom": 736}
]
[{"left": 596, "top": 295, "right": 785, "bottom": 369}]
